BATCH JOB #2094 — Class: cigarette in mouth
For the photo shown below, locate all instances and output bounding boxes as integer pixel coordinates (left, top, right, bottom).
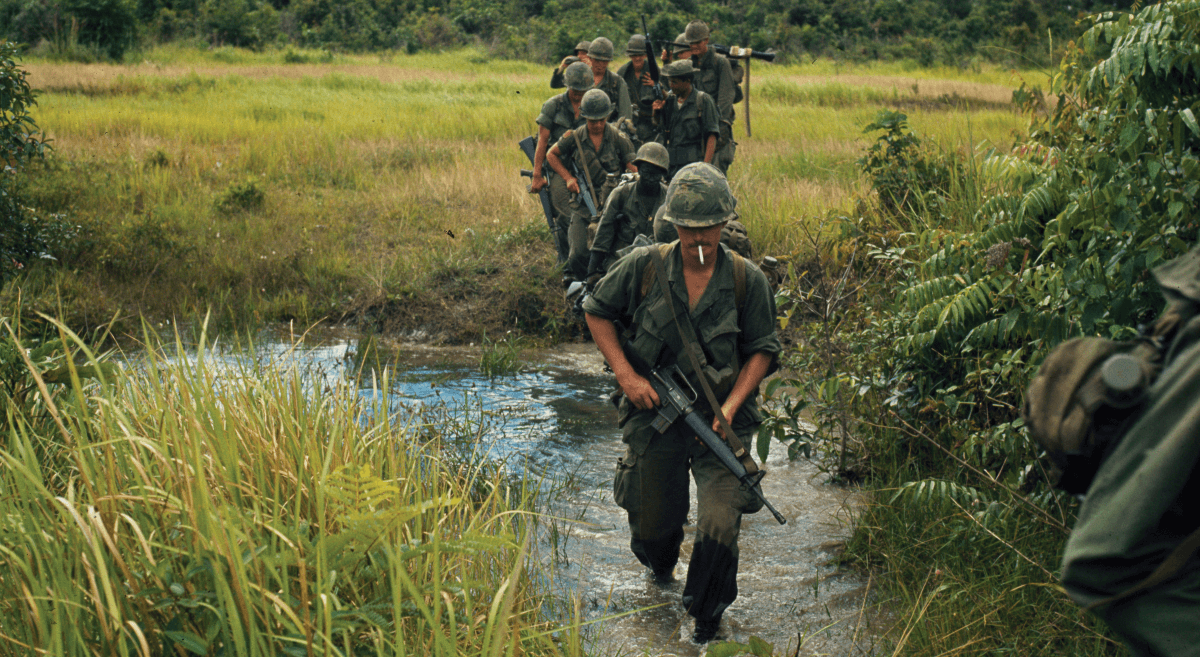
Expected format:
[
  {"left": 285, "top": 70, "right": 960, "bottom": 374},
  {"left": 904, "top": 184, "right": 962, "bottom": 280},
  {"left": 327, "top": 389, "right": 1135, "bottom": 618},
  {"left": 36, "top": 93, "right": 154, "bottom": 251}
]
[{"left": 698, "top": 245, "right": 705, "bottom": 265}]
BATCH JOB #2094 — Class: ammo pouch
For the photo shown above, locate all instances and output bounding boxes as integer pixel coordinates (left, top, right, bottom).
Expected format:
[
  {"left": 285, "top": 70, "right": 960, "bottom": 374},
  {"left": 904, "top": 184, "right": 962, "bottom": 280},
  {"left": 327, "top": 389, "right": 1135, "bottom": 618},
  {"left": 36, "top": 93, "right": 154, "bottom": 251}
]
[{"left": 1023, "top": 303, "right": 1194, "bottom": 494}]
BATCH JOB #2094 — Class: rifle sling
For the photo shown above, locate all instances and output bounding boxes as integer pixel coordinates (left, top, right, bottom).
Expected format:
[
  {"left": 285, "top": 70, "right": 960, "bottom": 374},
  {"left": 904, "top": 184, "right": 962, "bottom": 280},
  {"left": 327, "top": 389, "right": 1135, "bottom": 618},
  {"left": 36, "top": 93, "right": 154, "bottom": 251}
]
[
  {"left": 571, "top": 127, "right": 601, "bottom": 217},
  {"left": 648, "top": 244, "right": 756, "bottom": 472}
]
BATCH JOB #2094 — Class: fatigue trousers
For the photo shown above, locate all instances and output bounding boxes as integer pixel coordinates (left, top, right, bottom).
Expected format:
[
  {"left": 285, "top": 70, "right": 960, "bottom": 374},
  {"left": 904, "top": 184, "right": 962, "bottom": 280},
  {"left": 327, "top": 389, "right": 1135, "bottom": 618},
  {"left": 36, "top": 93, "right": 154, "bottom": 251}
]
[
  {"left": 548, "top": 174, "right": 573, "bottom": 267},
  {"left": 613, "top": 418, "right": 759, "bottom": 622}
]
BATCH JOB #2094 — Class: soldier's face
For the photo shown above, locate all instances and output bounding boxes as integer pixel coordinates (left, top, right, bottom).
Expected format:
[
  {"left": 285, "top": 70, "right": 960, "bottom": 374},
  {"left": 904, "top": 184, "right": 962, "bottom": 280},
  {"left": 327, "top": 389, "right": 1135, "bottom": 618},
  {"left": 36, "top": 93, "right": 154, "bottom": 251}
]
[
  {"left": 586, "top": 118, "right": 606, "bottom": 135},
  {"left": 590, "top": 59, "right": 609, "bottom": 75},
  {"left": 568, "top": 89, "right": 586, "bottom": 103},
  {"left": 629, "top": 54, "right": 646, "bottom": 69},
  {"left": 690, "top": 40, "right": 708, "bottom": 57},
  {"left": 677, "top": 222, "right": 726, "bottom": 267},
  {"left": 667, "top": 76, "right": 691, "bottom": 95}
]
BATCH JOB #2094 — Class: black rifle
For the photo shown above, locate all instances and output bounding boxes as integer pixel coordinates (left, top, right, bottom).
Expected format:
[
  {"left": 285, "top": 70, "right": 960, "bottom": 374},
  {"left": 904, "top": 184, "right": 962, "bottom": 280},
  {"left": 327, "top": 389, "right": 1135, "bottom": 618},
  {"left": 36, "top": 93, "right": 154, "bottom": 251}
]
[
  {"left": 712, "top": 44, "right": 777, "bottom": 62},
  {"left": 517, "top": 136, "right": 557, "bottom": 236},
  {"left": 647, "top": 364, "right": 787, "bottom": 525},
  {"left": 639, "top": 15, "right": 664, "bottom": 101}
]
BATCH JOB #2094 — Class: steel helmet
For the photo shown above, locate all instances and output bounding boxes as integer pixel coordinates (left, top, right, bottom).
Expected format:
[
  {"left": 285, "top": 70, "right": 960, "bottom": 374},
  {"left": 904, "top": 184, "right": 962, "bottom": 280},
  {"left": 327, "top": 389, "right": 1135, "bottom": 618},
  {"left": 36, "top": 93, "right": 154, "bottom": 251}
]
[
  {"left": 574, "top": 40, "right": 592, "bottom": 55},
  {"left": 662, "top": 163, "right": 737, "bottom": 227},
  {"left": 633, "top": 142, "right": 669, "bottom": 171},
  {"left": 563, "top": 61, "right": 594, "bottom": 91},
  {"left": 588, "top": 37, "right": 614, "bottom": 62},
  {"left": 626, "top": 34, "right": 647, "bottom": 55},
  {"left": 662, "top": 59, "right": 696, "bottom": 79},
  {"left": 672, "top": 33, "right": 691, "bottom": 55},
  {"left": 580, "top": 89, "right": 613, "bottom": 120},
  {"left": 685, "top": 21, "right": 710, "bottom": 43}
]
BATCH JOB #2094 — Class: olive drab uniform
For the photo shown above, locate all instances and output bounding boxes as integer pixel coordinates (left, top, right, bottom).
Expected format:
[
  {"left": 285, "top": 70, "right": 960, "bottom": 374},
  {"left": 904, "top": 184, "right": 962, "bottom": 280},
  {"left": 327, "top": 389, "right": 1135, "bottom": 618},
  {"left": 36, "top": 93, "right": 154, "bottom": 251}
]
[
  {"left": 692, "top": 49, "right": 736, "bottom": 175},
  {"left": 590, "top": 176, "right": 667, "bottom": 273},
  {"left": 581, "top": 241, "right": 782, "bottom": 625},
  {"left": 552, "top": 123, "right": 636, "bottom": 282},
  {"left": 1060, "top": 246, "right": 1200, "bottom": 656},
  {"left": 656, "top": 88, "right": 720, "bottom": 179},
  {"left": 617, "top": 60, "right": 659, "bottom": 145},
  {"left": 594, "top": 69, "right": 633, "bottom": 123},
  {"left": 536, "top": 92, "right": 586, "bottom": 263}
]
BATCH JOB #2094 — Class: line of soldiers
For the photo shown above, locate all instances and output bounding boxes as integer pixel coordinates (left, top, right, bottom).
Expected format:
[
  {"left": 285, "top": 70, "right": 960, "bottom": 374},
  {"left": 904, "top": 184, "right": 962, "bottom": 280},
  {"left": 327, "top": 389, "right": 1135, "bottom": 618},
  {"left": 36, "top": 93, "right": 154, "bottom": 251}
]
[{"left": 527, "top": 21, "right": 744, "bottom": 290}]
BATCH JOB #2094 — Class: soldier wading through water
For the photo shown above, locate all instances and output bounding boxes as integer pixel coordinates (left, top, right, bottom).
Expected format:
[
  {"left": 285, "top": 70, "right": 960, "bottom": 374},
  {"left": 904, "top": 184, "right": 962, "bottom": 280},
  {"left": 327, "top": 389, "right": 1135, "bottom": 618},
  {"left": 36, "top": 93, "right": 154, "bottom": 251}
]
[{"left": 583, "top": 163, "right": 781, "bottom": 644}]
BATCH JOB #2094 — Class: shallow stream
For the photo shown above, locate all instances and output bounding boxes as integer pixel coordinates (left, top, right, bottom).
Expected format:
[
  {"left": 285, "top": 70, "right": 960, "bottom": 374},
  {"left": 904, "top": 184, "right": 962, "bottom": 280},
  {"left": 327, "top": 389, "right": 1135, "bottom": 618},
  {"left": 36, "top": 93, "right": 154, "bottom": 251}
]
[{"left": 210, "top": 331, "right": 892, "bottom": 656}]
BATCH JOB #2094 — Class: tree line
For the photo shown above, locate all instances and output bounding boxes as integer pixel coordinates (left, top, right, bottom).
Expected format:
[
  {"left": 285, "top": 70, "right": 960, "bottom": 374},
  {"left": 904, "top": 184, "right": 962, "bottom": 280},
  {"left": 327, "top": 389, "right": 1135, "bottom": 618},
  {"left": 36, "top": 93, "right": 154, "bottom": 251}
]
[{"left": 1, "top": 0, "right": 1143, "bottom": 66}]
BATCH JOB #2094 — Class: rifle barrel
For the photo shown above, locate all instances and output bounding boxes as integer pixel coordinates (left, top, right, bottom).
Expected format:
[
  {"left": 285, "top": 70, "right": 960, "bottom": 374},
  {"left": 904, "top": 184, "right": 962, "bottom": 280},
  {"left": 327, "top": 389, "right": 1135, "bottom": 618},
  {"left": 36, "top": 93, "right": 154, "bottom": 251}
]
[{"left": 712, "top": 44, "right": 777, "bottom": 62}]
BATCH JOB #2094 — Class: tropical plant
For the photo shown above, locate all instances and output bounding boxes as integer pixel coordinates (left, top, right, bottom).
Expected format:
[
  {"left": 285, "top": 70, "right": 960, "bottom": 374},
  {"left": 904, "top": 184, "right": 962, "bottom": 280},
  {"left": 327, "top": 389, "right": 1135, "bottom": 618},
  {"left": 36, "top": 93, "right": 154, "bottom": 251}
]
[{"left": 1, "top": 39, "right": 52, "bottom": 281}]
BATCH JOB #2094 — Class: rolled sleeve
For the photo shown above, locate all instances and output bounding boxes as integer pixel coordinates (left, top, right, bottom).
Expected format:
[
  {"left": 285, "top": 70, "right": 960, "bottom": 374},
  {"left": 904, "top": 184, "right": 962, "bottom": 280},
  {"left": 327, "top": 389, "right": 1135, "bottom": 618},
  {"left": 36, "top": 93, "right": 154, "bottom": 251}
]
[{"left": 737, "top": 265, "right": 782, "bottom": 372}]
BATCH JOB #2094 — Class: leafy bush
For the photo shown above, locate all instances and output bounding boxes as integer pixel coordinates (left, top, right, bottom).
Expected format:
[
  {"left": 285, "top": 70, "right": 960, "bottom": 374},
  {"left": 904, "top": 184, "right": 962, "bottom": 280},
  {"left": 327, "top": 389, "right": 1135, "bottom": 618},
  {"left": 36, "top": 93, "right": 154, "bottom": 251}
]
[
  {"left": 217, "top": 177, "right": 265, "bottom": 213},
  {"left": 1, "top": 40, "right": 52, "bottom": 281}
]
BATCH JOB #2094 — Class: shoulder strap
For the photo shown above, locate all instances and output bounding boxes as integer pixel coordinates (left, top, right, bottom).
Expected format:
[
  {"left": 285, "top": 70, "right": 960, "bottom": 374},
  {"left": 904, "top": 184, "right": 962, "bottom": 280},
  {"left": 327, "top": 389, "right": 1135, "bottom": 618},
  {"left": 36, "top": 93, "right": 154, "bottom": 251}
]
[
  {"left": 645, "top": 244, "right": 756, "bottom": 468},
  {"left": 641, "top": 244, "right": 746, "bottom": 312}
]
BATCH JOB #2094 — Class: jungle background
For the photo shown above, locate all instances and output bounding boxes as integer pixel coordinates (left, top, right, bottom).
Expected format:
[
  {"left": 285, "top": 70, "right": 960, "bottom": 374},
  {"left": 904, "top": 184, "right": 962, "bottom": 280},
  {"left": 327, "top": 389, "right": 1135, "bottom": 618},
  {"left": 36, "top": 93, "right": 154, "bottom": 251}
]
[{"left": 2, "top": 0, "right": 1199, "bottom": 654}]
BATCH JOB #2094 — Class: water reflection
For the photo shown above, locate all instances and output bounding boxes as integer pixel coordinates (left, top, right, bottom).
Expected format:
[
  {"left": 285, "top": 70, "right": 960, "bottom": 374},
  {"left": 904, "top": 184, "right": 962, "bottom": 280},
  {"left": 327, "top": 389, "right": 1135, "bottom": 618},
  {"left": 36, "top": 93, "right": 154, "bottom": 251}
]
[{"left": 172, "top": 330, "right": 890, "bottom": 655}]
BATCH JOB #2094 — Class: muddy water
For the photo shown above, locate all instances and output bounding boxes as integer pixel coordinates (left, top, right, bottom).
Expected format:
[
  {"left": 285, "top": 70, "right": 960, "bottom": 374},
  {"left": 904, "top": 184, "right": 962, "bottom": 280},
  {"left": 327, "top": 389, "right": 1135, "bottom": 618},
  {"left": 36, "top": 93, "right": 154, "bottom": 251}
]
[{"left": 218, "top": 333, "right": 891, "bottom": 656}]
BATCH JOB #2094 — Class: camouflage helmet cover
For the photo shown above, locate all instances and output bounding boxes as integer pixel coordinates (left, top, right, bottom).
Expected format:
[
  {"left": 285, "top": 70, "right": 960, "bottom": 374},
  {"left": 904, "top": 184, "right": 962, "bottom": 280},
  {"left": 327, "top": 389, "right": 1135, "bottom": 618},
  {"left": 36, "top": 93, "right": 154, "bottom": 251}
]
[
  {"left": 633, "top": 142, "right": 669, "bottom": 171},
  {"left": 662, "top": 59, "right": 696, "bottom": 78},
  {"left": 672, "top": 33, "right": 691, "bottom": 55},
  {"left": 574, "top": 40, "right": 592, "bottom": 54},
  {"left": 663, "top": 162, "right": 737, "bottom": 227},
  {"left": 626, "top": 34, "right": 647, "bottom": 55},
  {"left": 684, "top": 20, "right": 710, "bottom": 43},
  {"left": 579, "top": 89, "right": 612, "bottom": 120},
  {"left": 588, "top": 37, "right": 615, "bottom": 61},
  {"left": 563, "top": 61, "right": 595, "bottom": 91}
]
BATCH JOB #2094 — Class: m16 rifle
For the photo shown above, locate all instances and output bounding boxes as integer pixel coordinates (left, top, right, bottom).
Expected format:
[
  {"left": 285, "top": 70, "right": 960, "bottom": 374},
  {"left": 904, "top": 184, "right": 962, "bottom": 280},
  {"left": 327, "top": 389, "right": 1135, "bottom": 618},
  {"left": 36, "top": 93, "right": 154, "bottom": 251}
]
[
  {"left": 639, "top": 15, "right": 665, "bottom": 101},
  {"left": 647, "top": 364, "right": 788, "bottom": 525},
  {"left": 517, "top": 135, "right": 558, "bottom": 240},
  {"left": 711, "top": 44, "right": 777, "bottom": 62}
]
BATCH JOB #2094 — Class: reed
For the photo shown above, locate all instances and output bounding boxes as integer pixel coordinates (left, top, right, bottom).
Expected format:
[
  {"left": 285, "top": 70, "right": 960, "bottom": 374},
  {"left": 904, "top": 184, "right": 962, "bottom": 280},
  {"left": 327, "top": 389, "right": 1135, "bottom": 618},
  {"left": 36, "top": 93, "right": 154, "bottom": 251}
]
[{"left": 0, "top": 318, "right": 582, "bottom": 655}]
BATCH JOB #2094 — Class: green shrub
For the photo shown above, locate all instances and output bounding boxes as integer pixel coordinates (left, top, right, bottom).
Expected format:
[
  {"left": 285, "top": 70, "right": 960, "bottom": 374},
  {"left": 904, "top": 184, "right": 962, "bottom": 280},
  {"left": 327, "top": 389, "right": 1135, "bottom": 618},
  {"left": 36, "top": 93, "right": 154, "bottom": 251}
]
[
  {"left": 217, "top": 177, "right": 265, "bottom": 213},
  {"left": 0, "top": 40, "right": 52, "bottom": 281}
]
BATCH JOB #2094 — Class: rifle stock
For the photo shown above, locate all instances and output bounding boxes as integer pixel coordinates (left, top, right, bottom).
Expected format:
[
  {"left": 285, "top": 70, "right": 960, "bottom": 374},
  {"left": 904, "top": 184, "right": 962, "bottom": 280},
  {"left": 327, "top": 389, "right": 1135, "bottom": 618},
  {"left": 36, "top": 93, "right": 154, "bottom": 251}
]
[
  {"left": 517, "top": 136, "right": 558, "bottom": 237},
  {"left": 647, "top": 365, "right": 787, "bottom": 525}
]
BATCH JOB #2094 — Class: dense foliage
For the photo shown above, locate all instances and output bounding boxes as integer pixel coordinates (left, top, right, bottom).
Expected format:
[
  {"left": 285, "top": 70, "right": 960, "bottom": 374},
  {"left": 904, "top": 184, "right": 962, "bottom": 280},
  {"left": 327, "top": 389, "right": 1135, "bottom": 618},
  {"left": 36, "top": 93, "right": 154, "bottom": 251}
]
[
  {"left": 0, "top": 0, "right": 1145, "bottom": 64},
  {"left": 0, "top": 39, "right": 53, "bottom": 282},
  {"left": 761, "top": 0, "right": 1199, "bottom": 651}
]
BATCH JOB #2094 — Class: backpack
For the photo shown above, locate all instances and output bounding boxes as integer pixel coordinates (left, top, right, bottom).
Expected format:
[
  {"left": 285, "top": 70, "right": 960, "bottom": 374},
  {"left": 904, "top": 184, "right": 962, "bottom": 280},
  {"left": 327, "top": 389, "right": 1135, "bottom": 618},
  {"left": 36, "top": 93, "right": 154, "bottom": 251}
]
[{"left": 1024, "top": 249, "right": 1200, "bottom": 494}]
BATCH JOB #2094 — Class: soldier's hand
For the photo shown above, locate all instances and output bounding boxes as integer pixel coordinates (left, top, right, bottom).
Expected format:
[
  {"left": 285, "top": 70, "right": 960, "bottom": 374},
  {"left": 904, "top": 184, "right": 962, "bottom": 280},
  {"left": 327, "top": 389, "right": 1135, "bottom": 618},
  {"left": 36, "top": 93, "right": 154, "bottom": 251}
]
[
  {"left": 618, "top": 371, "right": 659, "bottom": 410},
  {"left": 641, "top": 71, "right": 655, "bottom": 86},
  {"left": 566, "top": 177, "right": 581, "bottom": 194},
  {"left": 530, "top": 173, "right": 547, "bottom": 193},
  {"left": 559, "top": 56, "right": 573, "bottom": 69},
  {"left": 652, "top": 100, "right": 665, "bottom": 111}
]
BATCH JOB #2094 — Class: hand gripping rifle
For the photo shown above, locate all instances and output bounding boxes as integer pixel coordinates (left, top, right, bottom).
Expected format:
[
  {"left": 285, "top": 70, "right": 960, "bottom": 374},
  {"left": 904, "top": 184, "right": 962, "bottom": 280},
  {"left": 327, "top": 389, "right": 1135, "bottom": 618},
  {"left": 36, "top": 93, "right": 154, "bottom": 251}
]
[
  {"left": 647, "top": 364, "right": 787, "bottom": 525},
  {"left": 639, "top": 15, "right": 664, "bottom": 101}
]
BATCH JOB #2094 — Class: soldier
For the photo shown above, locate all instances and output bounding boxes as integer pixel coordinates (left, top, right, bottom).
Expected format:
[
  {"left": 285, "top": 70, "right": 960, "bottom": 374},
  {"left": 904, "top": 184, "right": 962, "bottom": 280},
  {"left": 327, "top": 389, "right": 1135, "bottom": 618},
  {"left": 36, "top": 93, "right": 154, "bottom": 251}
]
[
  {"left": 550, "top": 40, "right": 591, "bottom": 89},
  {"left": 545, "top": 89, "right": 637, "bottom": 284},
  {"left": 685, "top": 21, "right": 737, "bottom": 175},
  {"left": 653, "top": 60, "right": 720, "bottom": 180},
  {"left": 662, "top": 32, "right": 690, "bottom": 65},
  {"left": 617, "top": 35, "right": 661, "bottom": 146},
  {"left": 586, "top": 142, "right": 670, "bottom": 284},
  {"left": 587, "top": 37, "right": 632, "bottom": 123},
  {"left": 530, "top": 61, "right": 592, "bottom": 266},
  {"left": 582, "top": 163, "right": 781, "bottom": 645}
]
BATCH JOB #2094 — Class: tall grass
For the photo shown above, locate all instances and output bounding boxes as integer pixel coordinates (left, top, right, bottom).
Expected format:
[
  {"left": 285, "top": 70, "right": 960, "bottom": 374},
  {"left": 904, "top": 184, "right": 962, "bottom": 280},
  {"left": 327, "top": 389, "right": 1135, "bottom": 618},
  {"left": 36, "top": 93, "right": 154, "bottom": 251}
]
[
  {"left": 0, "top": 318, "right": 579, "bottom": 655},
  {"left": 8, "top": 48, "right": 1025, "bottom": 337}
]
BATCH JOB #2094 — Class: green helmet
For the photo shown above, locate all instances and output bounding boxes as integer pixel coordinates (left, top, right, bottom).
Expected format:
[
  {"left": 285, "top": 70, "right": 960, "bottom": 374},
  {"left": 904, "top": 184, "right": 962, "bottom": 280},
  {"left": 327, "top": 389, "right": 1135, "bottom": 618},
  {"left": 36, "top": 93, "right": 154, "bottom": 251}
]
[
  {"left": 633, "top": 142, "right": 669, "bottom": 171},
  {"left": 685, "top": 20, "right": 710, "bottom": 43},
  {"left": 663, "top": 163, "right": 737, "bottom": 228},
  {"left": 626, "top": 34, "right": 647, "bottom": 55},
  {"left": 672, "top": 33, "right": 691, "bottom": 55},
  {"left": 588, "top": 37, "right": 614, "bottom": 62},
  {"left": 580, "top": 89, "right": 612, "bottom": 120},
  {"left": 574, "top": 40, "right": 592, "bottom": 55},
  {"left": 563, "top": 61, "right": 594, "bottom": 91},
  {"left": 662, "top": 59, "right": 696, "bottom": 79}
]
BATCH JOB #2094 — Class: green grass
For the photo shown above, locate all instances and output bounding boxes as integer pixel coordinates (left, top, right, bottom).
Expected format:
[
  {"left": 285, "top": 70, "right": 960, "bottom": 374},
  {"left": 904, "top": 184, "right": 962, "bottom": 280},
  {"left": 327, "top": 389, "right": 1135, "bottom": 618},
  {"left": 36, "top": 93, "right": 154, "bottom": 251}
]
[
  {"left": 0, "top": 318, "right": 585, "bottom": 655},
  {"left": 6, "top": 46, "right": 1026, "bottom": 339}
]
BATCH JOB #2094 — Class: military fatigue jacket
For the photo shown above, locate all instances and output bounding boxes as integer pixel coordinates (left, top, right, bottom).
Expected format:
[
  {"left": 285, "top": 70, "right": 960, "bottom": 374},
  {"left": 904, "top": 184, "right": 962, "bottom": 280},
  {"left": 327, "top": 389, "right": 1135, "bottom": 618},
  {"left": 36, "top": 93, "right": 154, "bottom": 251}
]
[
  {"left": 591, "top": 178, "right": 666, "bottom": 257},
  {"left": 582, "top": 241, "right": 781, "bottom": 453},
  {"left": 617, "top": 61, "right": 659, "bottom": 123},
  {"left": 656, "top": 89, "right": 719, "bottom": 172},
  {"left": 693, "top": 49, "right": 736, "bottom": 122},
  {"left": 536, "top": 92, "right": 585, "bottom": 146},
  {"left": 553, "top": 123, "right": 636, "bottom": 196},
  {"left": 595, "top": 69, "right": 633, "bottom": 122}
]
